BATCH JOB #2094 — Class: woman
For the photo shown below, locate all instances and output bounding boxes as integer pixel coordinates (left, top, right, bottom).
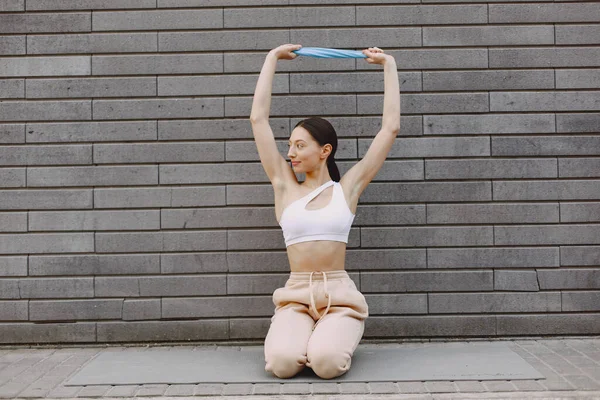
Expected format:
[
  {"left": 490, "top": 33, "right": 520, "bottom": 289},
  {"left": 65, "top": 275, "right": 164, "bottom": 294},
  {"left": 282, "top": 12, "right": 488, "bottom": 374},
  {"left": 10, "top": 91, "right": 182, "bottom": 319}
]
[{"left": 249, "top": 44, "right": 400, "bottom": 379}]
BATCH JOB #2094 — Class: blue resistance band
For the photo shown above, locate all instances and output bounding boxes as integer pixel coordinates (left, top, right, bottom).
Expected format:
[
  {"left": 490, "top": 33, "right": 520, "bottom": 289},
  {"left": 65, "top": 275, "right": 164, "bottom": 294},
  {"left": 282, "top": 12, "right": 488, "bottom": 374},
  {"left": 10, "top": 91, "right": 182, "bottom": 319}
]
[{"left": 292, "top": 47, "right": 367, "bottom": 59}]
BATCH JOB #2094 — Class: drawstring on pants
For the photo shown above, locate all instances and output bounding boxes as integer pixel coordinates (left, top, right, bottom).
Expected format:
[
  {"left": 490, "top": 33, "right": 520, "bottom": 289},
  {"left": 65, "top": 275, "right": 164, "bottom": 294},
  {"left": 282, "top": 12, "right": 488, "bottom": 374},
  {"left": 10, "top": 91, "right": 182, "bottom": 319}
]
[{"left": 309, "top": 271, "right": 332, "bottom": 330}]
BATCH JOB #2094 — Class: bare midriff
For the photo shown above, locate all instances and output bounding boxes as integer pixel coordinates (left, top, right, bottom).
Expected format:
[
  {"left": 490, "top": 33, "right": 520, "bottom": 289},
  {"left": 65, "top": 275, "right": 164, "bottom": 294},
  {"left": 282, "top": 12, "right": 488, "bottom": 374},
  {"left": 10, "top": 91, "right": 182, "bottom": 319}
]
[{"left": 286, "top": 240, "right": 347, "bottom": 272}]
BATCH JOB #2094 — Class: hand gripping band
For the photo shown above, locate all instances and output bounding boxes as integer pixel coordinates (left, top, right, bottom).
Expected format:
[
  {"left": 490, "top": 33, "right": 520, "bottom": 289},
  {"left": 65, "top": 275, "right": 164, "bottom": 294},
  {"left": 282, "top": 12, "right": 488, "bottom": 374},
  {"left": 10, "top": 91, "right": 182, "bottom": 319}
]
[{"left": 292, "top": 47, "right": 367, "bottom": 59}]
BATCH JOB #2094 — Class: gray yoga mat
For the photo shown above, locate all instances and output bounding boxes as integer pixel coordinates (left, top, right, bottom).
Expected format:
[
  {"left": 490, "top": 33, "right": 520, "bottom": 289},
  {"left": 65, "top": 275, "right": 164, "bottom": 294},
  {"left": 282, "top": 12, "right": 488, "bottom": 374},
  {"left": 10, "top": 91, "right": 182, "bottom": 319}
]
[{"left": 65, "top": 342, "right": 544, "bottom": 385}]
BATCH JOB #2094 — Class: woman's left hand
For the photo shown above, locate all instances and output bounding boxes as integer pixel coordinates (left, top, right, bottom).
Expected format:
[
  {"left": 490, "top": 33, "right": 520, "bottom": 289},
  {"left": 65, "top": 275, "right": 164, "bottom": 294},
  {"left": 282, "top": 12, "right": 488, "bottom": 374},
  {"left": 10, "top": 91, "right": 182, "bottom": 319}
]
[{"left": 362, "top": 47, "right": 391, "bottom": 65}]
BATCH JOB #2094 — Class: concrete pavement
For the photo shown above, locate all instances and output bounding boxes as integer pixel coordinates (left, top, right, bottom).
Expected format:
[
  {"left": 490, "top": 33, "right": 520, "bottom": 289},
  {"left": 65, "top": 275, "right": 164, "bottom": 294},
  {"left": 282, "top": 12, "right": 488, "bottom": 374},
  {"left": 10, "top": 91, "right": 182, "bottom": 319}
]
[{"left": 0, "top": 336, "right": 599, "bottom": 399}]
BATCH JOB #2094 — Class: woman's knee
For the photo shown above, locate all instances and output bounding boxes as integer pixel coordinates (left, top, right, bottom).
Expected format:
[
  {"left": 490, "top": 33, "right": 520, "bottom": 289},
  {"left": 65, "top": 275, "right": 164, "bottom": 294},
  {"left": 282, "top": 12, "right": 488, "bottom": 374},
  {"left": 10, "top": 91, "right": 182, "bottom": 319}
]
[
  {"left": 307, "top": 350, "right": 352, "bottom": 379},
  {"left": 265, "top": 348, "right": 307, "bottom": 379}
]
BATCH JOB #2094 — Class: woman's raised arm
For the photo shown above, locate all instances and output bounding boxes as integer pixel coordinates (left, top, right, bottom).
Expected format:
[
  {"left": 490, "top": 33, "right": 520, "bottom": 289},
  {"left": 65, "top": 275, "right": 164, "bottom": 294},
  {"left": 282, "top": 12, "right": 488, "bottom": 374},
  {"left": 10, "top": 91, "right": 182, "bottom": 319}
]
[{"left": 250, "top": 44, "right": 301, "bottom": 186}]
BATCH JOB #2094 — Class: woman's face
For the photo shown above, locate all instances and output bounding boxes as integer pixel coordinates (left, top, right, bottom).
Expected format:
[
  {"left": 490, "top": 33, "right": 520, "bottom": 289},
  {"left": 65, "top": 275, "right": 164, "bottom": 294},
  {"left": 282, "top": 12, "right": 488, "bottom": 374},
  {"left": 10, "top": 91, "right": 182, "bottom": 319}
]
[{"left": 287, "top": 126, "right": 330, "bottom": 172}]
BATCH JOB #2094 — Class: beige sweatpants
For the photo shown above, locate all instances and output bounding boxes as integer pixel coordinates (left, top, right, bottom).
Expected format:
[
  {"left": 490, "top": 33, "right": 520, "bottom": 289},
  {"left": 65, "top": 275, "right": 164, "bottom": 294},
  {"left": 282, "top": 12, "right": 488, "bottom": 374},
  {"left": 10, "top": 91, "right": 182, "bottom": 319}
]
[{"left": 264, "top": 270, "right": 369, "bottom": 379}]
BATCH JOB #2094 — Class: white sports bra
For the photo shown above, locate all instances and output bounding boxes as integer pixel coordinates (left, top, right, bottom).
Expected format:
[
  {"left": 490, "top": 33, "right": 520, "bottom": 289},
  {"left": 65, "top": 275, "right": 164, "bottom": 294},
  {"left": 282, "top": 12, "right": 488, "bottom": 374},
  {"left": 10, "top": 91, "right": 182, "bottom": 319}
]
[{"left": 278, "top": 180, "right": 356, "bottom": 247}]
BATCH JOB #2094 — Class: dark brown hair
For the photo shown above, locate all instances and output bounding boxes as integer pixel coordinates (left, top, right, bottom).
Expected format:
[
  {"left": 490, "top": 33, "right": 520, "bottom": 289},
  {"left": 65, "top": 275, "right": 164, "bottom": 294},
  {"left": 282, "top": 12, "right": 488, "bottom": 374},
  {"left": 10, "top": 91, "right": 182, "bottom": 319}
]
[{"left": 293, "top": 117, "right": 340, "bottom": 182}]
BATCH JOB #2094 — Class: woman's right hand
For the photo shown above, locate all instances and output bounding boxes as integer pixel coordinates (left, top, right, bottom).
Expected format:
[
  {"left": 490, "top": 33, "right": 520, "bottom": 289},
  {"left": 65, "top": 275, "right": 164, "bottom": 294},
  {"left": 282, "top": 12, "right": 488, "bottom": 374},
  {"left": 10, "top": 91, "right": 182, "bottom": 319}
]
[{"left": 269, "top": 44, "right": 302, "bottom": 60}]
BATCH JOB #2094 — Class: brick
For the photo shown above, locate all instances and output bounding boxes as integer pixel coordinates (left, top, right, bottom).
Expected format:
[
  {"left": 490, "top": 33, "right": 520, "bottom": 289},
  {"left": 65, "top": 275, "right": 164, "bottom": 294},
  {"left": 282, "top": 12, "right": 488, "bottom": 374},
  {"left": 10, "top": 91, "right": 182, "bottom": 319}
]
[
  {"left": 27, "top": 165, "right": 158, "bottom": 187},
  {"left": 292, "top": 27, "right": 421, "bottom": 48},
  {"left": 0, "top": 36, "right": 25, "bottom": 55},
  {"left": 159, "top": 30, "right": 288, "bottom": 52},
  {"left": 538, "top": 268, "right": 600, "bottom": 289},
  {"left": 362, "top": 270, "right": 493, "bottom": 292},
  {"left": 290, "top": 71, "right": 422, "bottom": 93},
  {"left": 489, "top": 3, "right": 600, "bottom": 23},
  {"left": 160, "top": 0, "right": 285, "bottom": 6},
  {"left": 0, "top": 301, "right": 27, "bottom": 320},
  {"left": 27, "top": 0, "right": 155, "bottom": 10},
  {"left": 431, "top": 247, "right": 558, "bottom": 269},
  {"left": 138, "top": 275, "right": 227, "bottom": 296},
  {"left": 95, "top": 277, "right": 139, "bottom": 296},
  {"left": 159, "top": 118, "right": 288, "bottom": 141},
  {"left": 346, "top": 249, "right": 426, "bottom": 271},
  {"left": 0, "top": 79, "right": 24, "bottom": 98},
  {"left": 353, "top": 204, "right": 425, "bottom": 226},
  {"left": 27, "top": 77, "right": 156, "bottom": 99},
  {"left": 226, "top": 139, "right": 356, "bottom": 162},
  {"left": 362, "top": 226, "right": 494, "bottom": 247},
  {"left": 19, "top": 277, "right": 94, "bottom": 298},
  {"left": 556, "top": 69, "right": 600, "bottom": 89},
  {"left": 0, "top": 233, "right": 94, "bottom": 254},
  {"left": 492, "top": 136, "right": 600, "bottom": 156},
  {"left": 495, "top": 225, "right": 600, "bottom": 245},
  {"left": 0, "top": 144, "right": 91, "bottom": 166},
  {"left": 0, "top": 189, "right": 92, "bottom": 210},
  {"left": 94, "top": 142, "right": 224, "bottom": 164},
  {"left": 359, "top": 137, "right": 489, "bottom": 158},
  {"left": 494, "top": 270, "right": 541, "bottom": 291},
  {"left": 424, "top": 26, "right": 553, "bottom": 46},
  {"left": 159, "top": 74, "right": 288, "bottom": 96},
  {"left": 430, "top": 292, "right": 560, "bottom": 313},
  {"left": 96, "top": 320, "right": 229, "bottom": 342},
  {"left": 225, "top": 6, "right": 354, "bottom": 28},
  {"left": 226, "top": 94, "right": 355, "bottom": 117},
  {"left": 26, "top": 121, "right": 157, "bottom": 143},
  {"left": 369, "top": 49, "right": 489, "bottom": 70},
  {"left": 226, "top": 184, "right": 278, "bottom": 205},
  {"left": 561, "top": 246, "right": 600, "bottom": 267},
  {"left": 424, "top": 114, "right": 555, "bottom": 135},
  {"left": 0, "top": 0, "right": 24, "bottom": 11},
  {"left": 0, "top": 212, "right": 27, "bottom": 232},
  {"left": 0, "top": 13, "right": 90, "bottom": 34},
  {"left": 29, "top": 210, "right": 160, "bottom": 231},
  {"left": 365, "top": 315, "right": 496, "bottom": 337},
  {"left": 0, "top": 100, "right": 91, "bottom": 121},
  {"left": 366, "top": 294, "right": 427, "bottom": 314},
  {"left": 160, "top": 163, "right": 267, "bottom": 185},
  {"left": 490, "top": 47, "right": 600, "bottom": 68},
  {"left": 0, "top": 280, "right": 19, "bottom": 298},
  {"left": 27, "top": 33, "right": 156, "bottom": 54},
  {"left": 557, "top": 25, "right": 600, "bottom": 45},
  {"left": 494, "top": 180, "right": 600, "bottom": 201},
  {"left": 491, "top": 91, "right": 600, "bottom": 112},
  {"left": 161, "top": 253, "right": 227, "bottom": 274},
  {"left": 227, "top": 228, "right": 359, "bottom": 250},
  {"left": 0, "top": 124, "right": 24, "bottom": 143},
  {"left": 428, "top": 202, "right": 558, "bottom": 224},
  {"left": 0, "top": 56, "right": 91, "bottom": 77},
  {"left": 0, "top": 323, "right": 96, "bottom": 344},
  {"left": 29, "top": 254, "right": 159, "bottom": 276},
  {"left": 557, "top": 113, "right": 600, "bottom": 133},
  {"left": 426, "top": 159, "right": 557, "bottom": 180},
  {"left": 497, "top": 314, "right": 600, "bottom": 335},
  {"left": 29, "top": 299, "right": 123, "bottom": 321},
  {"left": 423, "top": 70, "right": 554, "bottom": 91},
  {"left": 229, "top": 318, "right": 270, "bottom": 339},
  {"left": 93, "top": 98, "right": 223, "bottom": 119},
  {"left": 228, "top": 273, "right": 310, "bottom": 295},
  {"left": 562, "top": 291, "right": 600, "bottom": 312},
  {"left": 94, "top": 186, "right": 224, "bottom": 208},
  {"left": 225, "top": 51, "right": 354, "bottom": 73},
  {"left": 358, "top": 5, "right": 488, "bottom": 25},
  {"left": 95, "top": 231, "right": 227, "bottom": 252},
  {"left": 0, "top": 168, "right": 24, "bottom": 188},
  {"left": 94, "top": 9, "right": 222, "bottom": 31},
  {"left": 560, "top": 159, "right": 600, "bottom": 178},
  {"left": 359, "top": 181, "right": 491, "bottom": 203},
  {"left": 0, "top": 256, "right": 27, "bottom": 276},
  {"left": 93, "top": 54, "right": 222, "bottom": 75},
  {"left": 162, "top": 296, "right": 272, "bottom": 318},
  {"left": 226, "top": 251, "right": 290, "bottom": 273},
  {"left": 92, "top": 9, "right": 223, "bottom": 31},
  {"left": 136, "top": 384, "right": 168, "bottom": 397},
  {"left": 359, "top": 93, "right": 489, "bottom": 114},
  {"left": 162, "top": 207, "right": 275, "bottom": 229}
]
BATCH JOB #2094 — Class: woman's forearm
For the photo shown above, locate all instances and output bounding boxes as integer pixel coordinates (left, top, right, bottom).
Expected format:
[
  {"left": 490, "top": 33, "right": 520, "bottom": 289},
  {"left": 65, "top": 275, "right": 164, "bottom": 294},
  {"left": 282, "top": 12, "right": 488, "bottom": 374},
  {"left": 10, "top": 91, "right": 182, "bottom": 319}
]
[
  {"left": 250, "top": 51, "right": 278, "bottom": 121},
  {"left": 381, "top": 58, "right": 401, "bottom": 132}
]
